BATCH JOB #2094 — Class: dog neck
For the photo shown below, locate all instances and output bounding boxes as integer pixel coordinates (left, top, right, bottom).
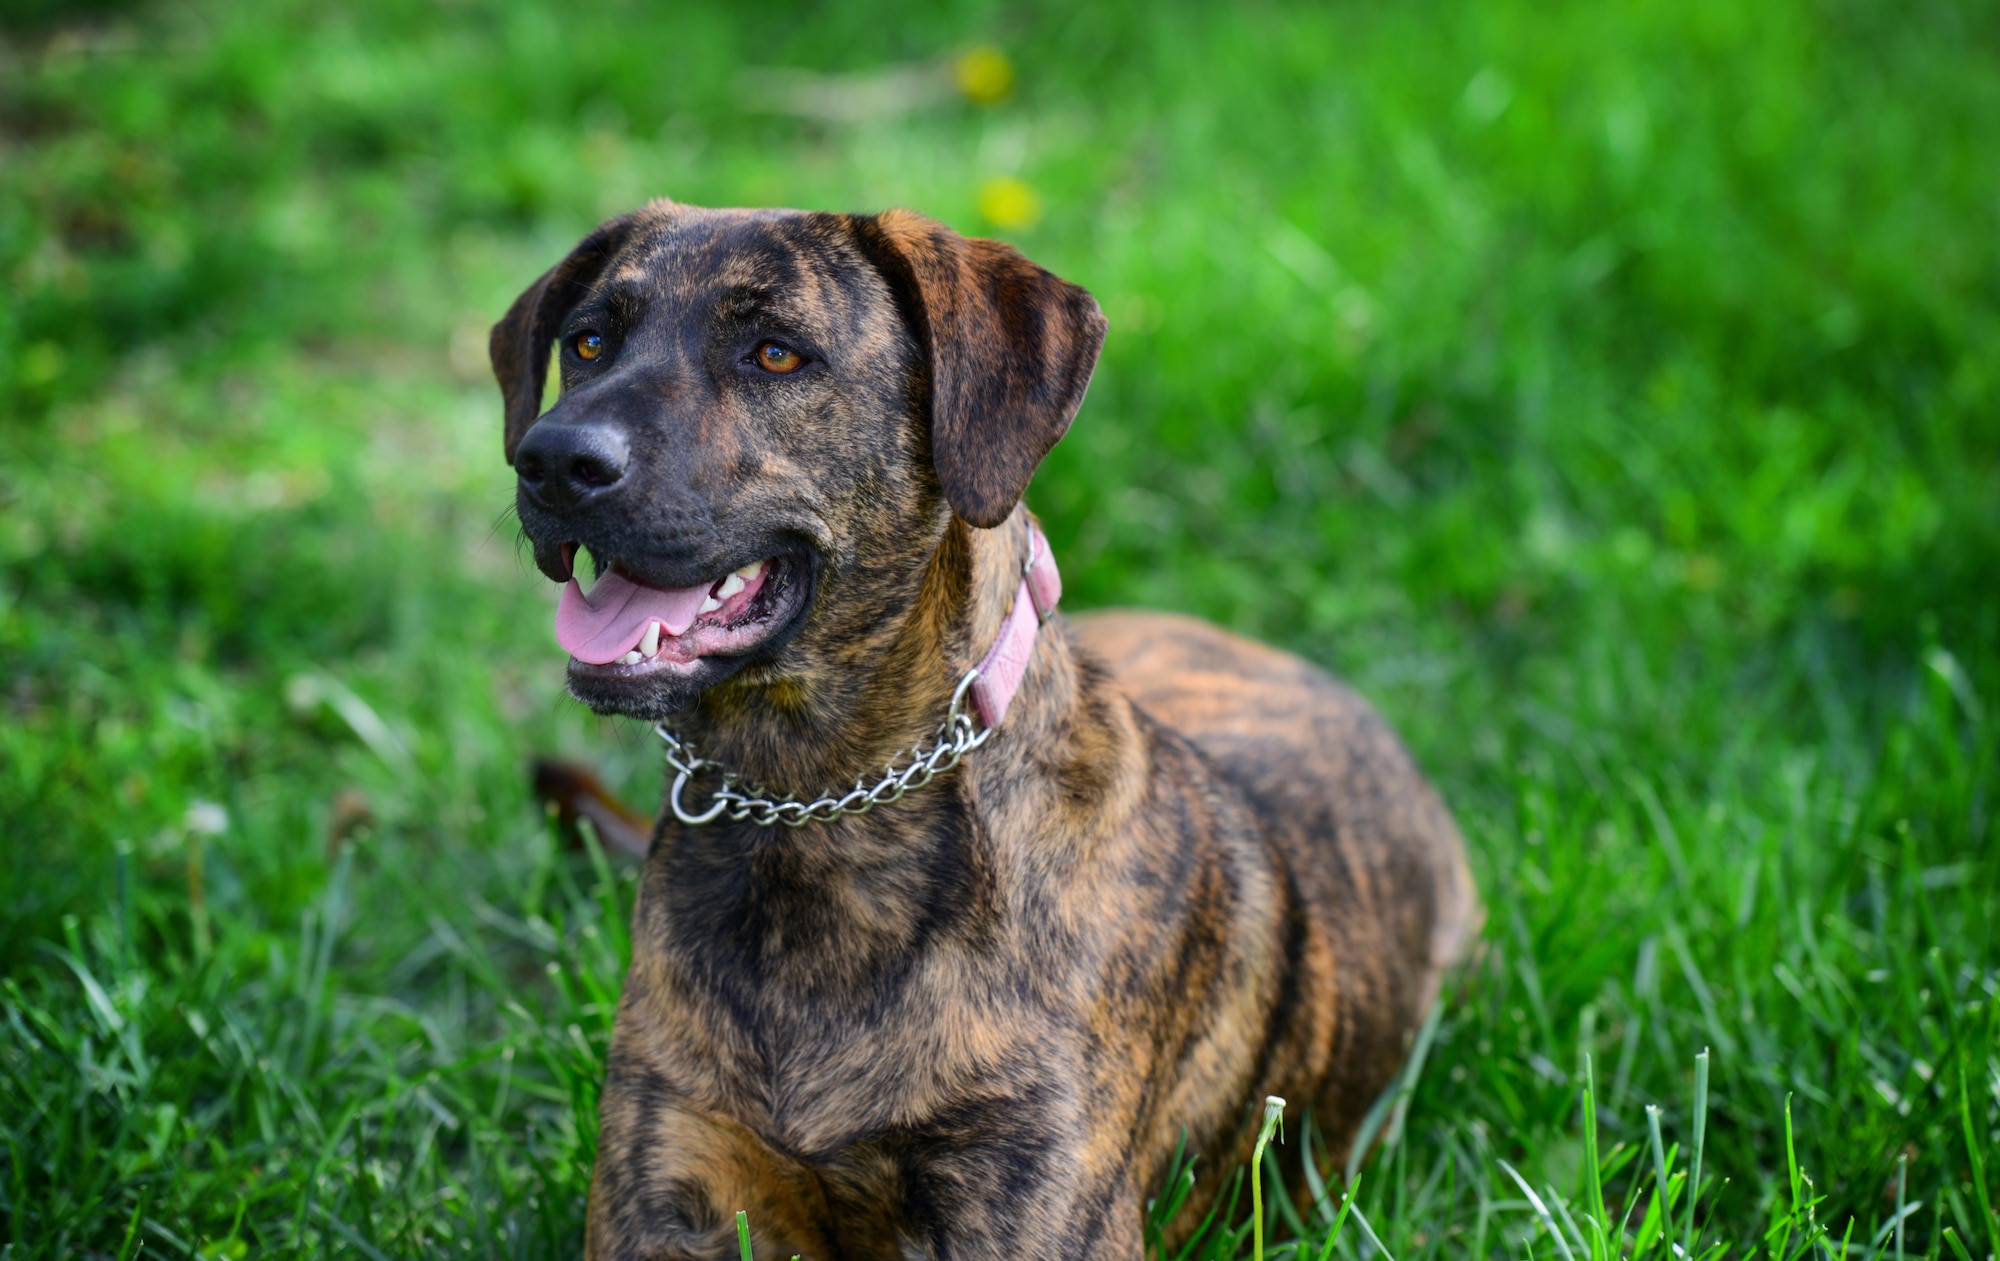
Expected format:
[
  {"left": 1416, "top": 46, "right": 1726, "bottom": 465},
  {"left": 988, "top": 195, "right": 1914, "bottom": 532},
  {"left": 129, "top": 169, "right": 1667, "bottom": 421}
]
[
  {"left": 640, "top": 507, "right": 1147, "bottom": 991},
  {"left": 670, "top": 506, "right": 1072, "bottom": 806}
]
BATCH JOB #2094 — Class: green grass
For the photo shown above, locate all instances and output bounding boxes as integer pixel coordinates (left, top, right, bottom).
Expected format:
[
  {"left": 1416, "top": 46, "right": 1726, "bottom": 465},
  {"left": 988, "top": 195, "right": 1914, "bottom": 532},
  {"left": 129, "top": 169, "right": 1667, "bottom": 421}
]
[{"left": 3, "top": 0, "right": 1997, "bottom": 1256}]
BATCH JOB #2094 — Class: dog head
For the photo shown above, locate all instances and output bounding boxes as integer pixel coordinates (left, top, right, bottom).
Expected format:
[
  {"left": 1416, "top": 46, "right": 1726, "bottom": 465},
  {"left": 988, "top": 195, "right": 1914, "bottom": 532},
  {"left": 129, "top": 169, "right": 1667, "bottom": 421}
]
[{"left": 491, "top": 201, "right": 1104, "bottom": 721}]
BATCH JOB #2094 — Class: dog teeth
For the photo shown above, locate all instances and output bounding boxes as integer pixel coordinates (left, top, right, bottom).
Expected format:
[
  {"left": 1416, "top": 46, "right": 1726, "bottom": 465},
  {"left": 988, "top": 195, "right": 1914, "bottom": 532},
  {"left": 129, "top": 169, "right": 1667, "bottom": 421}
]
[
  {"left": 733, "top": 560, "right": 765, "bottom": 581},
  {"left": 640, "top": 621, "right": 660, "bottom": 658},
  {"left": 699, "top": 594, "right": 723, "bottom": 614},
  {"left": 619, "top": 650, "right": 642, "bottom": 665},
  {"left": 717, "top": 573, "right": 746, "bottom": 600}
]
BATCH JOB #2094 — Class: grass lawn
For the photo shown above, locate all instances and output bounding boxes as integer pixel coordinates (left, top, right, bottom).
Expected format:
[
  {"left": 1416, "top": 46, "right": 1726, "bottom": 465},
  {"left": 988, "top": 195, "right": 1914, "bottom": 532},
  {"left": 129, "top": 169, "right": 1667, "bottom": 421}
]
[{"left": 3, "top": 0, "right": 1996, "bottom": 1256}]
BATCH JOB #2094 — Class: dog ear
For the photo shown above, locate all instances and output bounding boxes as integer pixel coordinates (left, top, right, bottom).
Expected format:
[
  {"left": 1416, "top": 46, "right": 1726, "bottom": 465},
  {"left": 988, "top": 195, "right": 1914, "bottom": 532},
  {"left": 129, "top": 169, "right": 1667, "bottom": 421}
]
[
  {"left": 490, "top": 211, "right": 645, "bottom": 463},
  {"left": 851, "top": 209, "right": 1107, "bottom": 528}
]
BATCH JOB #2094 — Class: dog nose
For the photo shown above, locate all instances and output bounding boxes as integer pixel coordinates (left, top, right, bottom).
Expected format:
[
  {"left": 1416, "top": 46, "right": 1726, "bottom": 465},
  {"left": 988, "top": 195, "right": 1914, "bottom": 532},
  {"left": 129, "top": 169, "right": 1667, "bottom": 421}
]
[{"left": 514, "top": 420, "right": 631, "bottom": 510}]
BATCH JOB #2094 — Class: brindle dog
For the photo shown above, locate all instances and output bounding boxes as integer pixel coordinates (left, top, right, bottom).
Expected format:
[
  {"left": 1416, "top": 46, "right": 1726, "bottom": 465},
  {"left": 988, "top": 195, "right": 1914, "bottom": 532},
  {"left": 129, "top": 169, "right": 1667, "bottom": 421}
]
[{"left": 492, "top": 200, "right": 1479, "bottom": 1261}]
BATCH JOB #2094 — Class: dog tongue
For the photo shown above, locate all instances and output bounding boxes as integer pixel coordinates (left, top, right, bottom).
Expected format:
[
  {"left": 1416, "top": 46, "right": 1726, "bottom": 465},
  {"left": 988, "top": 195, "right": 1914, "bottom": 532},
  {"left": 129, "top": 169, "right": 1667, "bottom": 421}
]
[{"left": 555, "top": 568, "right": 711, "bottom": 664}]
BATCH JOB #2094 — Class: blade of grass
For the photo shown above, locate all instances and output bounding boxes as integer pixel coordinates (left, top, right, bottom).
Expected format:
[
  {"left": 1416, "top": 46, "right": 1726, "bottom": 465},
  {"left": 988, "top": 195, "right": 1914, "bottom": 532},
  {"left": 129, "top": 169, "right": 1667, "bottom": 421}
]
[
  {"left": 1581, "top": 1052, "right": 1608, "bottom": 1261},
  {"left": 1173, "top": 1166, "right": 1246, "bottom": 1261},
  {"left": 1301, "top": 1112, "right": 1332, "bottom": 1226},
  {"left": 1686, "top": 1048, "right": 1710, "bottom": 1250},
  {"left": 1768, "top": 1096, "right": 1831, "bottom": 1261},
  {"left": 1264, "top": 1132, "right": 1314, "bottom": 1243},
  {"left": 1344, "top": 999, "right": 1445, "bottom": 1186},
  {"left": 114, "top": 1186, "right": 149, "bottom": 1261},
  {"left": 1313, "top": 1176, "right": 1361, "bottom": 1261},
  {"left": 1959, "top": 1069, "right": 1997, "bottom": 1252},
  {"left": 1346, "top": 1197, "right": 1397, "bottom": 1261},
  {"left": 1147, "top": 1127, "right": 1198, "bottom": 1254},
  {"left": 1386, "top": 998, "right": 1445, "bottom": 1149},
  {"left": 1554, "top": 1190, "right": 1596, "bottom": 1261},
  {"left": 1645, "top": 1105, "right": 1676, "bottom": 1260},
  {"left": 1500, "top": 1160, "right": 1580, "bottom": 1261},
  {"left": 1253, "top": 1095, "right": 1286, "bottom": 1261},
  {"left": 1896, "top": 1153, "right": 1908, "bottom": 1261}
]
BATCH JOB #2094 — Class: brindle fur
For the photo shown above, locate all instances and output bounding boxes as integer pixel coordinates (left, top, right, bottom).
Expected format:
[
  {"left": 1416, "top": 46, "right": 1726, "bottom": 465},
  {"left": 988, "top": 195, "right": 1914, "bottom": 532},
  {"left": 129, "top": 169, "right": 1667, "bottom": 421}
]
[{"left": 492, "top": 200, "right": 1478, "bottom": 1260}]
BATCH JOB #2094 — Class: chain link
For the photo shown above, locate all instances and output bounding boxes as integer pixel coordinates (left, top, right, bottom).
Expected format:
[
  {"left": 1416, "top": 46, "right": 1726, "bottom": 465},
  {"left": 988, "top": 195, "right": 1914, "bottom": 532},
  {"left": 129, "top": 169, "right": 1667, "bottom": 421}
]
[{"left": 658, "top": 669, "right": 993, "bottom": 828}]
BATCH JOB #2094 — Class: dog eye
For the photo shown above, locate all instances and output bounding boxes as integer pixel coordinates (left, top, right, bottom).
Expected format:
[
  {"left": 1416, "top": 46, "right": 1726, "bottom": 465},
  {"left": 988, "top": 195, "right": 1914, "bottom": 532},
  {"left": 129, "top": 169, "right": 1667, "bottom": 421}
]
[
  {"left": 573, "top": 331, "right": 605, "bottom": 361},
  {"left": 755, "top": 341, "right": 803, "bottom": 374}
]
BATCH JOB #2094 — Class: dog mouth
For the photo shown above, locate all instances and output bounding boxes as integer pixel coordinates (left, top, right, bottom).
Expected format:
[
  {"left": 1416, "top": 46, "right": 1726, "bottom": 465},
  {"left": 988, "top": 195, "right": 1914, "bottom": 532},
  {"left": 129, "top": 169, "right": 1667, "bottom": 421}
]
[{"left": 553, "top": 544, "right": 809, "bottom": 677}]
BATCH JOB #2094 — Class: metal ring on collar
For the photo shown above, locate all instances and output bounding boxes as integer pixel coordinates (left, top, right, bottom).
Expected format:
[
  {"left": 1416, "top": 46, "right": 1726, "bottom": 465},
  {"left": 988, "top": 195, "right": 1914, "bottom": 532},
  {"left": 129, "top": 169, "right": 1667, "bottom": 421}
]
[{"left": 669, "top": 762, "right": 733, "bottom": 826}]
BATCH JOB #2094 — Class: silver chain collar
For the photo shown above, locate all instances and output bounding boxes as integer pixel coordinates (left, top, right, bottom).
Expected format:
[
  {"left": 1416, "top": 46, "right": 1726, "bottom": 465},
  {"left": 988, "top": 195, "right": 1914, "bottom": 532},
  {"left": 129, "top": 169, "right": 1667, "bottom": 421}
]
[{"left": 657, "top": 668, "right": 993, "bottom": 828}]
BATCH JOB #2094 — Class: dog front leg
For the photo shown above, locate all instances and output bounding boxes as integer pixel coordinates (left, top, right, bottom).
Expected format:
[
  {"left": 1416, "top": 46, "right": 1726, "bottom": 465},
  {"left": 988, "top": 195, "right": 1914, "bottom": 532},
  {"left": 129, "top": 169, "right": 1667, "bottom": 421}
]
[
  {"left": 895, "top": 1132, "right": 1146, "bottom": 1261},
  {"left": 586, "top": 1098, "right": 838, "bottom": 1261}
]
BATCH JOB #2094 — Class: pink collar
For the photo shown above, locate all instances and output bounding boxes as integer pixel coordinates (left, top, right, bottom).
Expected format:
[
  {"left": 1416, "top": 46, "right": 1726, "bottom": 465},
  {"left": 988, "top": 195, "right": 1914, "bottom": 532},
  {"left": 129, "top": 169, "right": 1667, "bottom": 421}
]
[{"left": 969, "top": 523, "right": 1061, "bottom": 728}]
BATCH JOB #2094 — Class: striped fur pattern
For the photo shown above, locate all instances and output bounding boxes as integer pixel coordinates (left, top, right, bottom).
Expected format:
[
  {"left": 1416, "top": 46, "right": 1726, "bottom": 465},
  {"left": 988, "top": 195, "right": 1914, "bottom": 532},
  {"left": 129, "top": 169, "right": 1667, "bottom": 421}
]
[{"left": 490, "top": 201, "right": 1479, "bottom": 1260}]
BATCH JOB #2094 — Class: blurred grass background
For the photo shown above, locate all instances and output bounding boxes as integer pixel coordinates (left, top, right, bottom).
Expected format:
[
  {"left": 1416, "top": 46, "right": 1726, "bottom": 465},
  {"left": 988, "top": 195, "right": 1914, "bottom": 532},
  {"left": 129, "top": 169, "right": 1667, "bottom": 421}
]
[{"left": 2, "top": 0, "right": 1996, "bottom": 1256}]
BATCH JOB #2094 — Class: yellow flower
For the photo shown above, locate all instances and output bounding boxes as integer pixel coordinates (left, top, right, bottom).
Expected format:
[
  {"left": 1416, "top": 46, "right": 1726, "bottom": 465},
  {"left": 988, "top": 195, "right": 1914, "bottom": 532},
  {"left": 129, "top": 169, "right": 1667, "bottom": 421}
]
[
  {"left": 954, "top": 46, "right": 1015, "bottom": 105},
  {"left": 977, "top": 176, "right": 1042, "bottom": 231}
]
